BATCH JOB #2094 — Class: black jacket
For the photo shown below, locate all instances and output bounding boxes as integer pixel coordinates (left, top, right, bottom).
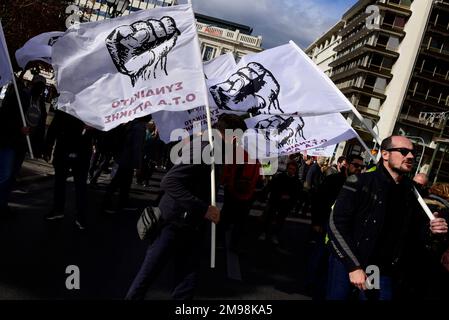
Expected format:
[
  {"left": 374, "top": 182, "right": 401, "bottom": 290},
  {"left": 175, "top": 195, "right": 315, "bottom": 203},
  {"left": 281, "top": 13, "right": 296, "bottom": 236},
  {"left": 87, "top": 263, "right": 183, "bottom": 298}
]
[
  {"left": 45, "top": 111, "right": 94, "bottom": 160},
  {"left": 158, "top": 138, "right": 218, "bottom": 228},
  {"left": 266, "top": 171, "right": 300, "bottom": 206},
  {"left": 328, "top": 164, "right": 439, "bottom": 274},
  {"left": 312, "top": 171, "right": 346, "bottom": 227},
  {"left": 0, "top": 83, "right": 32, "bottom": 151}
]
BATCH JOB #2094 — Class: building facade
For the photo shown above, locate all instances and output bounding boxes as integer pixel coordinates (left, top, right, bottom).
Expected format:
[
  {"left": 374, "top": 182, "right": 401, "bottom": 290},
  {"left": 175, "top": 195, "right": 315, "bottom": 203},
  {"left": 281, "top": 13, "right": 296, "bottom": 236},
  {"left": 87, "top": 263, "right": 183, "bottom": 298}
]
[
  {"left": 305, "top": 21, "right": 345, "bottom": 77},
  {"left": 307, "top": 0, "right": 449, "bottom": 181},
  {"left": 195, "top": 13, "right": 263, "bottom": 62},
  {"left": 73, "top": 0, "right": 263, "bottom": 61},
  {"left": 73, "top": 0, "right": 178, "bottom": 21}
]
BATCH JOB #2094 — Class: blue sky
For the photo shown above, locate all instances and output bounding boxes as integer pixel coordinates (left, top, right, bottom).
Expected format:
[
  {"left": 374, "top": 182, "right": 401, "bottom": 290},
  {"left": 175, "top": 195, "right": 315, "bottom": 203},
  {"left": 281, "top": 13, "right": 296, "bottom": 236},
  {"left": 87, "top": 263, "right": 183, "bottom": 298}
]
[{"left": 192, "top": 0, "right": 358, "bottom": 49}]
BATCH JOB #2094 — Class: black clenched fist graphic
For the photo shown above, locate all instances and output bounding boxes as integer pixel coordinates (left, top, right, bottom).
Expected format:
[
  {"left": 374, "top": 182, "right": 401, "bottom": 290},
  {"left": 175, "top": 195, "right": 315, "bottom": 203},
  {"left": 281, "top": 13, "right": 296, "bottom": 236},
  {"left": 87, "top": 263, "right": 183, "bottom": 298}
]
[
  {"left": 209, "top": 62, "right": 282, "bottom": 114},
  {"left": 106, "top": 16, "right": 180, "bottom": 86},
  {"left": 254, "top": 115, "right": 305, "bottom": 147}
]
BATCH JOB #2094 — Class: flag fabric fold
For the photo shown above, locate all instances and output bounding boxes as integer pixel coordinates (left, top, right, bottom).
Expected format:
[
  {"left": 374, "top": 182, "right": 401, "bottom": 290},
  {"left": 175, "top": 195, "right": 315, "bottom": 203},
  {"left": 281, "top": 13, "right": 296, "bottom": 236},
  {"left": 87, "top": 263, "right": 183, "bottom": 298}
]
[
  {"left": 243, "top": 113, "right": 357, "bottom": 158},
  {"left": 52, "top": 4, "right": 206, "bottom": 131},
  {"left": 152, "top": 53, "right": 237, "bottom": 142},
  {"left": 15, "top": 31, "right": 64, "bottom": 69},
  {"left": 203, "top": 52, "right": 236, "bottom": 80},
  {"left": 207, "top": 42, "right": 352, "bottom": 116}
]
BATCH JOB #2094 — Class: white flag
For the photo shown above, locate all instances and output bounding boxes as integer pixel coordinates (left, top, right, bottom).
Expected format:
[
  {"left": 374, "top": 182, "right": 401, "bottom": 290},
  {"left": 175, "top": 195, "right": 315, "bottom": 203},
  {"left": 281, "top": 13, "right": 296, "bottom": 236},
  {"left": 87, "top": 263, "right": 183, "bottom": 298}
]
[
  {"left": 208, "top": 42, "right": 352, "bottom": 116},
  {"left": 307, "top": 145, "right": 337, "bottom": 157},
  {"left": 0, "top": 22, "right": 12, "bottom": 87},
  {"left": 153, "top": 106, "right": 223, "bottom": 143},
  {"left": 243, "top": 113, "right": 357, "bottom": 158},
  {"left": 152, "top": 53, "right": 237, "bottom": 142},
  {"left": 52, "top": 4, "right": 206, "bottom": 131},
  {"left": 203, "top": 52, "right": 236, "bottom": 80},
  {"left": 15, "top": 31, "right": 64, "bottom": 69}
]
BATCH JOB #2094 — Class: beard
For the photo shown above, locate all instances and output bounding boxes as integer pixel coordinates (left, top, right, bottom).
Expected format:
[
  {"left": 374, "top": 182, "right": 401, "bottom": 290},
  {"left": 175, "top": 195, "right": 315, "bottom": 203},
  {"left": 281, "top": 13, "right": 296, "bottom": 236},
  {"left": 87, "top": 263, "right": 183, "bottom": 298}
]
[{"left": 390, "top": 159, "right": 413, "bottom": 174}]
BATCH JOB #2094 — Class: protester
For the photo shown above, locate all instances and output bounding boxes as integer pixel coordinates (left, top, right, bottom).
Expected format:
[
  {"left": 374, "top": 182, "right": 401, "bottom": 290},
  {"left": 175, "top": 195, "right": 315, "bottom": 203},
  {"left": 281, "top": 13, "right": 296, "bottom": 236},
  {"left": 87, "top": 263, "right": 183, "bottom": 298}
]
[
  {"left": 301, "top": 156, "right": 326, "bottom": 217},
  {"left": 325, "top": 156, "right": 347, "bottom": 176},
  {"left": 295, "top": 155, "right": 313, "bottom": 216},
  {"left": 259, "top": 160, "right": 301, "bottom": 245},
  {"left": 102, "top": 116, "right": 149, "bottom": 213},
  {"left": 125, "top": 114, "right": 247, "bottom": 300},
  {"left": 136, "top": 120, "right": 158, "bottom": 188},
  {"left": 327, "top": 135, "right": 448, "bottom": 300},
  {"left": 413, "top": 173, "right": 429, "bottom": 190},
  {"left": 0, "top": 75, "right": 46, "bottom": 216},
  {"left": 44, "top": 110, "right": 95, "bottom": 230},
  {"left": 409, "top": 179, "right": 449, "bottom": 299},
  {"left": 307, "top": 155, "right": 364, "bottom": 299},
  {"left": 220, "top": 131, "right": 261, "bottom": 252}
]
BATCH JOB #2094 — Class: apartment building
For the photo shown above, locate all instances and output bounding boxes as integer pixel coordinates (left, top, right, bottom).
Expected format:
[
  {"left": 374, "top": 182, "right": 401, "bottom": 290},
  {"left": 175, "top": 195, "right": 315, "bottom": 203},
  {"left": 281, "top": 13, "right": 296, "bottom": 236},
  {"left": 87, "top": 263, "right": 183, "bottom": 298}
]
[
  {"left": 305, "top": 21, "right": 344, "bottom": 77},
  {"left": 307, "top": 0, "right": 449, "bottom": 181}
]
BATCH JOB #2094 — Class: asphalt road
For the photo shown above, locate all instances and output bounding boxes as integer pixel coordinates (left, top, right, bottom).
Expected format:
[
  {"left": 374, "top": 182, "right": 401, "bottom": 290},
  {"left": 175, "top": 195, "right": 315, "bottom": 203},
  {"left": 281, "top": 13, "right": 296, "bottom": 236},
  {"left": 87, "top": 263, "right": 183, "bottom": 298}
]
[{"left": 0, "top": 158, "right": 313, "bottom": 300}]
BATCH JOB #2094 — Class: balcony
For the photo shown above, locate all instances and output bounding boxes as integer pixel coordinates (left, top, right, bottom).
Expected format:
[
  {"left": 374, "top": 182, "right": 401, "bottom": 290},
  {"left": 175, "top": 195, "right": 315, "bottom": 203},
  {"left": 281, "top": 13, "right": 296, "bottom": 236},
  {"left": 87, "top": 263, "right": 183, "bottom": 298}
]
[
  {"left": 196, "top": 22, "right": 262, "bottom": 48},
  {"left": 354, "top": 105, "right": 381, "bottom": 118},
  {"left": 335, "top": 27, "right": 374, "bottom": 52},
  {"left": 339, "top": 12, "right": 370, "bottom": 38},
  {"left": 421, "top": 44, "right": 449, "bottom": 62},
  {"left": 398, "top": 113, "right": 446, "bottom": 131},
  {"left": 330, "top": 44, "right": 398, "bottom": 68},
  {"left": 332, "top": 64, "right": 393, "bottom": 82},
  {"left": 413, "top": 73, "right": 449, "bottom": 89},
  {"left": 339, "top": 85, "right": 387, "bottom": 101},
  {"left": 407, "top": 87, "right": 449, "bottom": 109},
  {"left": 435, "top": 0, "right": 449, "bottom": 13},
  {"left": 377, "top": 2, "right": 412, "bottom": 17},
  {"left": 380, "top": 22, "right": 407, "bottom": 37}
]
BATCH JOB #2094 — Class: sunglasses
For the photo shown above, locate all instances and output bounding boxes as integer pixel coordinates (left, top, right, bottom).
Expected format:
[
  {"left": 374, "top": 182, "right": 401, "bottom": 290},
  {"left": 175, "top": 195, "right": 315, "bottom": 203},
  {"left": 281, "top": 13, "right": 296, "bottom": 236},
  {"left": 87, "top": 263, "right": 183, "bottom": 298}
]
[
  {"left": 386, "top": 148, "right": 416, "bottom": 157},
  {"left": 350, "top": 163, "right": 364, "bottom": 169}
]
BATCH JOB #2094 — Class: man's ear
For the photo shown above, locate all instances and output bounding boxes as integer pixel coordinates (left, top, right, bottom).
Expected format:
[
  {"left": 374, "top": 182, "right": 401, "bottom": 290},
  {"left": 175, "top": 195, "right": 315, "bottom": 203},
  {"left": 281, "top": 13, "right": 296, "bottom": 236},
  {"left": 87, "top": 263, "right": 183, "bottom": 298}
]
[{"left": 381, "top": 150, "right": 389, "bottom": 162}]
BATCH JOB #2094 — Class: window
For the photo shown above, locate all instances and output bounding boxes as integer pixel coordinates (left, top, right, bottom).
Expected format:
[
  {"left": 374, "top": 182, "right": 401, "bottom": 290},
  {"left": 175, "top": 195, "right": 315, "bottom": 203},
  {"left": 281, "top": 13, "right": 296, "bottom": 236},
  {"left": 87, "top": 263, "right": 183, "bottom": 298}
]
[
  {"left": 368, "top": 97, "right": 381, "bottom": 111},
  {"left": 358, "top": 95, "right": 371, "bottom": 107},
  {"left": 377, "top": 34, "right": 389, "bottom": 48},
  {"left": 393, "top": 16, "right": 406, "bottom": 28},
  {"left": 382, "top": 57, "right": 394, "bottom": 70},
  {"left": 430, "top": 37, "right": 443, "bottom": 50},
  {"left": 370, "top": 54, "right": 384, "bottom": 67},
  {"left": 202, "top": 45, "right": 216, "bottom": 61},
  {"left": 364, "top": 75, "right": 377, "bottom": 88},
  {"left": 386, "top": 36, "right": 400, "bottom": 51},
  {"left": 374, "top": 78, "right": 387, "bottom": 94}
]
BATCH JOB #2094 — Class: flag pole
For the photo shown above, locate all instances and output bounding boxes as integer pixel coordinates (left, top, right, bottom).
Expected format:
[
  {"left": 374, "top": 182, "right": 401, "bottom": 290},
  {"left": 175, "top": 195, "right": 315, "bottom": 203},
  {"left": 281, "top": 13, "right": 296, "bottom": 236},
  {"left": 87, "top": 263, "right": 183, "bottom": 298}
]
[
  {"left": 188, "top": 0, "right": 217, "bottom": 268},
  {"left": 355, "top": 133, "right": 376, "bottom": 162},
  {"left": 0, "top": 21, "right": 34, "bottom": 159}
]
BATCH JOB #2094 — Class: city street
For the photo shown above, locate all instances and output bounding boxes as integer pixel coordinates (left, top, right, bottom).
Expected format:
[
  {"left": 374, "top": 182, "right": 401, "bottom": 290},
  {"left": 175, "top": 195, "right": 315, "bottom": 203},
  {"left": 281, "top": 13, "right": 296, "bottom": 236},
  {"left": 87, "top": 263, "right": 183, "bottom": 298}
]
[{"left": 0, "top": 158, "right": 313, "bottom": 300}]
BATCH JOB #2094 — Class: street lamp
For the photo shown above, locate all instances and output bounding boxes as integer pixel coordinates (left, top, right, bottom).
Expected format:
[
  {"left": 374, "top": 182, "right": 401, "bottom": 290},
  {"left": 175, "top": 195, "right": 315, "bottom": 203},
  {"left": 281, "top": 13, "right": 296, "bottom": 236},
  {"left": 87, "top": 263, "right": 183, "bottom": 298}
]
[{"left": 106, "top": 0, "right": 130, "bottom": 18}]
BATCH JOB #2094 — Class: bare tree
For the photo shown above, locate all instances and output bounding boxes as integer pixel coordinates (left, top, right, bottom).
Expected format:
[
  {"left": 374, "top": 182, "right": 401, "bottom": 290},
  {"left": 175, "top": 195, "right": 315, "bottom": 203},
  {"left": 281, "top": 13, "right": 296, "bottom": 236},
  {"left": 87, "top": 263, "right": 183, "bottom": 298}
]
[{"left": 0, "top": 0, "right": 70, "bottom": 71}]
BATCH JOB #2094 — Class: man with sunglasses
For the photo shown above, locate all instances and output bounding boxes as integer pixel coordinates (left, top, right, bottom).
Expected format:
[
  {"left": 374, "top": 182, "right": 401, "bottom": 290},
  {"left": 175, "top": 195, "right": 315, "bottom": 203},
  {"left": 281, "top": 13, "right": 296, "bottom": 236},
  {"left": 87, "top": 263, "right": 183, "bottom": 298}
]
[{"left": 327, "top": 135, "right": 448, "bottom": 300}]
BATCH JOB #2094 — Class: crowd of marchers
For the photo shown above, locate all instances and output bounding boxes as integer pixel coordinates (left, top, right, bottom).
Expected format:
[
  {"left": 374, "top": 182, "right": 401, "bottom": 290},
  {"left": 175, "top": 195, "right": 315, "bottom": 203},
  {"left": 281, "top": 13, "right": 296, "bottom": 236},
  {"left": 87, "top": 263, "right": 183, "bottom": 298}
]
[{"left": 1, "top": 76, "right": 448, "bottom": 300}]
